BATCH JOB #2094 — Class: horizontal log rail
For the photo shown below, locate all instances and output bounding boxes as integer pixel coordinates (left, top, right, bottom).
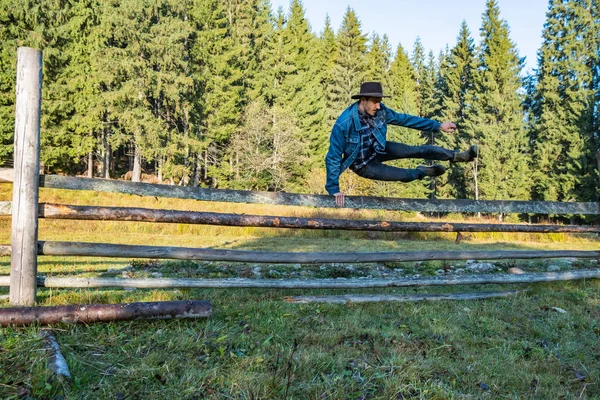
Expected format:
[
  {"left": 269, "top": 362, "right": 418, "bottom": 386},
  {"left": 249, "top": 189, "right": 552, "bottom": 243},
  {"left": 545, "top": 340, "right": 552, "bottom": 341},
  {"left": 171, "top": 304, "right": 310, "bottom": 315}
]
[
  {"left": 0, "top": 269, "right": 598, "bottom": 289},
  {"left": 0, "top": 241, "right": 592, "bottom": 263},
  {"left": 0, "top": 202, "right": 597, "bottom": 233},
  {"left": 39, "top": 175, "right": 600, "bottom": 214},
  {"left": 284, "top": 290, "right": 523, "bottom": 303}
]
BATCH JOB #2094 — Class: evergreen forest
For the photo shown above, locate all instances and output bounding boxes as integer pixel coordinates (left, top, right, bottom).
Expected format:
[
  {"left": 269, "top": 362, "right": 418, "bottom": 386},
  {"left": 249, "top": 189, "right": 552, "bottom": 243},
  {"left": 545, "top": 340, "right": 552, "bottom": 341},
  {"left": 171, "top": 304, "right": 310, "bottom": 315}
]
[{"left": 0, "top": 0, "right": 598, "bottom": 203}]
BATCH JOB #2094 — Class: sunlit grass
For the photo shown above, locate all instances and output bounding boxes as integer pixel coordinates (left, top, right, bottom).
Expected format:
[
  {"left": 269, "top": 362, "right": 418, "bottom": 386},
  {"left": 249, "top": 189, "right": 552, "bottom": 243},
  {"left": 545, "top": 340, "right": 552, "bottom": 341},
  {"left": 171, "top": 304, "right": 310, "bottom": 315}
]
[{"left": 0, "top": 183, "right": 599, "bottom": 399}]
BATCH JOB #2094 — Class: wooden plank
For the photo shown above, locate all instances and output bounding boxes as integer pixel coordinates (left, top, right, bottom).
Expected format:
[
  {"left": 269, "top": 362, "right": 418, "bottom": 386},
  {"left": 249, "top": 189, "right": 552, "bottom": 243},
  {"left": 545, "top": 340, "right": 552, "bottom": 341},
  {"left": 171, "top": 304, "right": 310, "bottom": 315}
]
[
  {"left": 0, "top": 269, "right": 591, "bottom": 289},
  {"left": 10, "top": 47, "right": 42, "bottom": 306},
  {"left": 39, "top": 175, "right": 600, "bottom": 215},
  {"left": 35, "top": 241, "right": 600, "bottom": 263},
  {"left": 0, "top": 300, "right": 212, "bottom": 326},
  {"left": 14, "top": 203, "right": 596, "bottom": 233},
  {"left": 285, "top": 290, "right": 523, "bottom": 303}
]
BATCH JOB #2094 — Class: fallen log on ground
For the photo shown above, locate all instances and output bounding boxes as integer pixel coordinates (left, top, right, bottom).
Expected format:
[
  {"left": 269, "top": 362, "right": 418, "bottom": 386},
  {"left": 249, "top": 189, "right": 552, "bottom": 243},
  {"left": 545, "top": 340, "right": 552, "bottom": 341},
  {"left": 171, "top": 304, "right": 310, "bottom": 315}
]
[{"left": 0, "top": 300, "right": 212, "bottom": 327}]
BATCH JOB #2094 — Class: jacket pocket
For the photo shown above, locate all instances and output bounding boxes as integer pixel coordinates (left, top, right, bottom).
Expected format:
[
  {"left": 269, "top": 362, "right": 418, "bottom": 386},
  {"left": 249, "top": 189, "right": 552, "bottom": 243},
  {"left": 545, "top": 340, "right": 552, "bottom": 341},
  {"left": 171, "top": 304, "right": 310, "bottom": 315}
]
[{"left": 344, "top": 135, "right": 359, "bottom": 155}]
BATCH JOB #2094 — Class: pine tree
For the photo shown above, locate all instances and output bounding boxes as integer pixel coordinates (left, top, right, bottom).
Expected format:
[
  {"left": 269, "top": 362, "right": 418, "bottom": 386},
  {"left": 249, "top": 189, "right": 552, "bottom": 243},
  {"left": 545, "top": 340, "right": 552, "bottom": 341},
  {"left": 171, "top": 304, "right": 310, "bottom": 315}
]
[
  {"left": 529, "top": 0, "right": 596, "bottom": 202},
  {"left": 320, "top": 15, "right": 339, "bottom": 126},
  {"left": 381, "top": 43, "right": 429, "bottom": 198},
  {"left": 281, "top": 0, "right": 326, "bottom": 171},
  {"left": 437, "top": 21, "right": 477, "bottom": 199},
  {"left": 420, "top": 51, "right": 438, "bottom": 120},
  {"left": 191, "top": 0, "right": 274, "bottom": 187},
  {"left": 329, "top": 7, "right": 367, "bottom": 114},
  {"left": 0, "top": 0, "right": 76, "bottom": 171},
  {"left": 467, "top": 0, "right": 530, "bottom": 204},
  {"left": 365, "top": 33, "right": 391, "bottom": 83},
  {"left": 0, "top": 1, "right": 20, "bottom": 162},
  {"left": 54, "top": 0, "right": 104, "bottom": 177},
  {"left": 411, "top": 37, "right": 426, "bottom": 116},
  {"left": 311, "top": 15, "right": 338, "bottom": 165},
  {"left": 574, "top": 0, "right": 600, "bottom": 201}
]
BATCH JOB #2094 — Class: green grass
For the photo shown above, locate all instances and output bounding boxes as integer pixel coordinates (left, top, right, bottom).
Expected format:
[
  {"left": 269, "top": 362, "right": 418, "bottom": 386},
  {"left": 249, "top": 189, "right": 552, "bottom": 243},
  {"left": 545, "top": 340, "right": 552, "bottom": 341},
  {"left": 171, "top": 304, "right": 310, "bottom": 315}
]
[{"left": 1, "top": 185, "right": 599, "bottom": 399}]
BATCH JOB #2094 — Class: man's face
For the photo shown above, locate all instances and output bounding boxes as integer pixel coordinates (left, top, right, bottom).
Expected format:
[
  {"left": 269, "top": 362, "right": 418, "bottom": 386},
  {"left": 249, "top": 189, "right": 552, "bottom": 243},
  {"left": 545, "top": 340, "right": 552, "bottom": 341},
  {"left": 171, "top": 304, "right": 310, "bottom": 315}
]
[{"left": 361, "top": 97, "right": 382, "bottom": 116}]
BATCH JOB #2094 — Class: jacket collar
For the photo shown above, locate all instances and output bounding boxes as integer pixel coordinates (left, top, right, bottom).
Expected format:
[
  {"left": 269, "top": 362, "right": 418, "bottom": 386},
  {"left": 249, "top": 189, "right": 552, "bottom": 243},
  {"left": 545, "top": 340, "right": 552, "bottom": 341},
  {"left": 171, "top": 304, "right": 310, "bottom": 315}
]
[
  {"left": 351, "top": 102, "right": 365, "bottom": 131},
  {"left": 352, "top": 101, "right": 384, "bottom": 131}
]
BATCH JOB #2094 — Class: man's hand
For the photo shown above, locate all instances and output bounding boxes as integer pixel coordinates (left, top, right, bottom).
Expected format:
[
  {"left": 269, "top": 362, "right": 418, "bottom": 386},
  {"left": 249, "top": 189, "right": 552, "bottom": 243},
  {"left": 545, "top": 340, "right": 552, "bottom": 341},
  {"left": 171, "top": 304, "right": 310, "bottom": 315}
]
[
  {"left": 440, "top": 122, "right": 457, "bottom": 133},
  {"left": 334, "top": 192, "right": 345, "bottom": 207}
]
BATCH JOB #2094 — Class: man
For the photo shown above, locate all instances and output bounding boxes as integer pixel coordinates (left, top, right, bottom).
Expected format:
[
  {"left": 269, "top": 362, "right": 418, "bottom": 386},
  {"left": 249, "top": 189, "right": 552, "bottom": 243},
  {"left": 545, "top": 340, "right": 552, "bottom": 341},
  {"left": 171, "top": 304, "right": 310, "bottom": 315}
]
[{"left": 325, "top": 82, "right": 477, "bottom": 206}]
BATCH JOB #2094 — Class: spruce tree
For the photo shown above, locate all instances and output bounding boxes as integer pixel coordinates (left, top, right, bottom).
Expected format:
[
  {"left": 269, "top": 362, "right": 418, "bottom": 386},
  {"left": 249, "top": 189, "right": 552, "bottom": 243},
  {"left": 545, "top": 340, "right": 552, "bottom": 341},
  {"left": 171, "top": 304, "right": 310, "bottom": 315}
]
[
  {"left": 56, "top": 0, "right": 103, "bottom": 177},
  {"left": 411, "top": 37, "right": 426, "bottom": 116},
  {"left": 437, "top": 21, "right": 477, "bottom": 199},
  {"left": 574, "top": 0, "right": 600, "bottom": 201},
  {"left": 320, "top": 15, "right": 340, "bottom": 127},
  {"left": 530, "top": 0, "right": 596, "bottom": 202},
  {"left": 280, "top": 0, "right": 321, "bottom": 141},
  {"left": 329, "top": 7, "right": 367, "bottom": 114},
  {"left": 467, "top": 0, "right": 530, "bottom": 203},
  {"left": 382, "top": 43, "right": 429, "bottom": 198},
  {"left": 312, "top": 15, "right": 338, "bottom": 164},
  {"left": 365, "top": 33, "right": 391, "bottom": 83}
]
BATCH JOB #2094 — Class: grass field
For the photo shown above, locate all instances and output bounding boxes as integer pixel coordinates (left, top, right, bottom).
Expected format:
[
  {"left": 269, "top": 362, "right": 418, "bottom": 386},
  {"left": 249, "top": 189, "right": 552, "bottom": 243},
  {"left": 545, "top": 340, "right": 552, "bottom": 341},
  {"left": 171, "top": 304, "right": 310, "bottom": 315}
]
[{"left": 1, "top": 184, "right": 599, "bottom": 399}]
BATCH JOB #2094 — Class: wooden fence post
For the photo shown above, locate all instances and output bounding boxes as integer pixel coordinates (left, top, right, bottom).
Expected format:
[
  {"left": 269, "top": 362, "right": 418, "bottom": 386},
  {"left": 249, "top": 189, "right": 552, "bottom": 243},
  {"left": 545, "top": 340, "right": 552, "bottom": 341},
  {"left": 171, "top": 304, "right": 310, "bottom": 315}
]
[{"left": 10, "top": 47, "right": 42, "bottom": 306}]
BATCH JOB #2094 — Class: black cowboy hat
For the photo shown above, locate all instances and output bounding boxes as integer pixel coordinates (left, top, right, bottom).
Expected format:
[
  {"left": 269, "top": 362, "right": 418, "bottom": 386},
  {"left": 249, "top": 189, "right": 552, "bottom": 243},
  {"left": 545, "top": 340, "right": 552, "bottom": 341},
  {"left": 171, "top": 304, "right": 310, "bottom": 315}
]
[{"left": 351, "top": 81, "right": 391, "bottom": 99}]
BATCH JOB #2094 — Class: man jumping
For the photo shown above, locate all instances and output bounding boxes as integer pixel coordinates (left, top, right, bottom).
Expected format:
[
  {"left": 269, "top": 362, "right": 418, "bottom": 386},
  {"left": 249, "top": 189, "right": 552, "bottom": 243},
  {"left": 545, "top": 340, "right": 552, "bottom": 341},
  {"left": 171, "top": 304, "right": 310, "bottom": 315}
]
[{"left": 325, "top": 81, "right": 477, "bottom": 206}]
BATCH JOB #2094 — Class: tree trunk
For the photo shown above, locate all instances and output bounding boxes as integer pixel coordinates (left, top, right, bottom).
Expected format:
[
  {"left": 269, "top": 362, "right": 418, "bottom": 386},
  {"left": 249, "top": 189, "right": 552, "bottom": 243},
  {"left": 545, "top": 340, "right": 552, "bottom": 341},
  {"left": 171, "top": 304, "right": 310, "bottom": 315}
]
[
  {"left": 128, "top": 141, "right": 134, "bottom": 172},
  {"left": 158, "top": 157, "right": 163, "bottom": 183},
  {"left": 474, "top": 157, "right": 480, "bottom": 218},
  {"left": 132, "top": 142, "right": 141, "bottom": 182},
  {"left": 87, "top": 151, "right": 93, "bottom": 178},
  {"left": 183, "top": 108, "right": 190, "bottom": 185},
  {"left": 102, "top": 128, "right": 111, "bottom": 180},
  {"left": 204, "top": 148, "right": 208, "bottom": 180},
  {"left": 596, "top": 150, "right": 600, "bottom": 188},
  {"left": 193, "top": 154, "right": 201, "bottom": 187}
]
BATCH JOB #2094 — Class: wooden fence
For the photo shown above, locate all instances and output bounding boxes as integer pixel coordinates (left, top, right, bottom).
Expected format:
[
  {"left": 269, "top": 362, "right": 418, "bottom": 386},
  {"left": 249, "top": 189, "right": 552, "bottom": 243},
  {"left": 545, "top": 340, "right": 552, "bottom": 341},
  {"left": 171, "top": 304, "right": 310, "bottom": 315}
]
[{"left": 3, "top": 47, "right": 600, "bottom": 306}]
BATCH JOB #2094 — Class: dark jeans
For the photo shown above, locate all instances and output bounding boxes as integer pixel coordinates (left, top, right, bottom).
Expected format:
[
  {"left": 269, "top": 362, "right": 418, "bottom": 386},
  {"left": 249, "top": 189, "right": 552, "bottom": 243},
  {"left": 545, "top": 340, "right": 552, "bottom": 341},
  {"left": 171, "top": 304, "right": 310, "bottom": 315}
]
[{"left": 353, "top": 141, "right": 454, "bottom": 182}]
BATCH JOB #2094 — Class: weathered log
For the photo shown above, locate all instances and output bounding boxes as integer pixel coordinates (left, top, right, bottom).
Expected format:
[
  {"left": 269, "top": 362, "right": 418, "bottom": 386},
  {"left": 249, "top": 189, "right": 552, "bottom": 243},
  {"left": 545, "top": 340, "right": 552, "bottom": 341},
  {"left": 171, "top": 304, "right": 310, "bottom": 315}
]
[
  {"left": 0, "top": 300, "right": 212, "bottom": 327},
  {"left": 39, "top": 175, "right": 600, "bottom": 215},
  {"left": 0, "top": 269, "right": 595, "bottom": 289},
  {"left": 40, "top": 330, "right": 71, "bottom": 382},
  {"left": 11, "top": 47, "right": 42, "bottom": 306},
  {"left": 285, "top": 290, "right": 522, "bottom": 303},
  {"left": 0, "top": 202, "right": 594, "bottom": 233},
  {"left": 34, "top": 241, "right": 600, "bottom": 263}
]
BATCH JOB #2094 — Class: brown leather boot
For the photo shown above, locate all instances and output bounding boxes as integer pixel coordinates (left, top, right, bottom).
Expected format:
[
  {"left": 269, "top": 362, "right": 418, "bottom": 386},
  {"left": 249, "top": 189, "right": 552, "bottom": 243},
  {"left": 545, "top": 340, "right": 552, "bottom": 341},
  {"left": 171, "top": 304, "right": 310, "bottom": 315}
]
[
  {"left": 417, "top": 164, "right": 447, "bottom": 178},
  {"left": 453, "top": 145, "right": 478, "bottom": 162}
]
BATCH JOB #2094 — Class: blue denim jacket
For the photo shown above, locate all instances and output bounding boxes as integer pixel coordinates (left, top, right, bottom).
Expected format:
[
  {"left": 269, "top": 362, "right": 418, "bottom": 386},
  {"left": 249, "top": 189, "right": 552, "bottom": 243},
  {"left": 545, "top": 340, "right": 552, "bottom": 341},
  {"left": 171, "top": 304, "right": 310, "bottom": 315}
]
[{"left": 324, "top": 102, "right": 441, "bottom": 195}]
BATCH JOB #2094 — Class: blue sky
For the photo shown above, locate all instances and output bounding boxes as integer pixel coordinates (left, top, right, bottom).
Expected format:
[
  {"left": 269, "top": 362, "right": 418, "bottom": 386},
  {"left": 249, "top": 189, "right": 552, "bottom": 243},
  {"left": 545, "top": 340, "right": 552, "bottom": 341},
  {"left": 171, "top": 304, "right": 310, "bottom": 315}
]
[{"left": 270, "top": 0, "right": 550, "bottom": 73}]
